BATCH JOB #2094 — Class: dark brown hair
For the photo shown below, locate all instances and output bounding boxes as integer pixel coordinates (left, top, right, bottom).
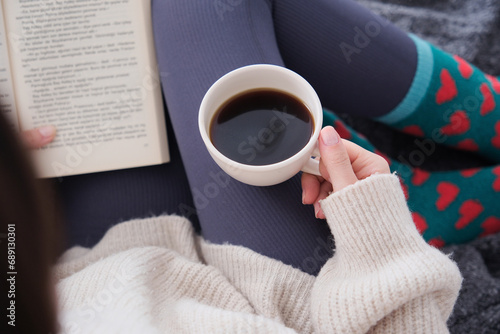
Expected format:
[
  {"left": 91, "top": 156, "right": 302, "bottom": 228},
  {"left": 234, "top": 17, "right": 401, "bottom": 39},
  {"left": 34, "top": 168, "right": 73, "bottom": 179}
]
[{"left": 0, "top": 112, "right": 62, "bottom": 334}]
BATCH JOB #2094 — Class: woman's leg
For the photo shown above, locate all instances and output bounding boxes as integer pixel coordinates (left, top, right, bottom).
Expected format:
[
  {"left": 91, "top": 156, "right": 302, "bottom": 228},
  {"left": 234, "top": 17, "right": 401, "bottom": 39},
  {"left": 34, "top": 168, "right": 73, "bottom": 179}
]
[
  {"left": 273, "top": 0, "right": 418, "bottom": 118},
  {"left": 274, "top": 0, "right": 500, "bottom": 162}
]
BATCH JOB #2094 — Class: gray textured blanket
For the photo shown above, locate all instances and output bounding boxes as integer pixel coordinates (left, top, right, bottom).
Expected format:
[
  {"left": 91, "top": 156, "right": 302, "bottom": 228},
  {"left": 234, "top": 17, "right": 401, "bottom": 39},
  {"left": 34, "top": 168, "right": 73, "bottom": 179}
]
[
  {"left": 354, "top": 1, "right": 500, "bottom": 333},
  {"left": 358, "top": 0, "right": 500, "bottom": 75}
]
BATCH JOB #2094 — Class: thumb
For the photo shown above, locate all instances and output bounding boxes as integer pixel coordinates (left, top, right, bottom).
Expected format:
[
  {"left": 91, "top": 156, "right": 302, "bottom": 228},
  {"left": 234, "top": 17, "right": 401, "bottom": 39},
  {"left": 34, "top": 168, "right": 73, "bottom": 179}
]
[
  {"left": 318, "top": 126, "right": 358, "bottom": 192},
  {"left": 22, "top": 125, "right": 56, "bottom": 149}
]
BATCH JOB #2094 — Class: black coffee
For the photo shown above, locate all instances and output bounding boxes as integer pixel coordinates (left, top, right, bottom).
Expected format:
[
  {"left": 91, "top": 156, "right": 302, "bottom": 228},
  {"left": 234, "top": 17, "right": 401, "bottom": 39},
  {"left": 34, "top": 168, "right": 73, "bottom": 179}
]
[{"left": 209, "top": 89, "right": 314, "bottom": 166}]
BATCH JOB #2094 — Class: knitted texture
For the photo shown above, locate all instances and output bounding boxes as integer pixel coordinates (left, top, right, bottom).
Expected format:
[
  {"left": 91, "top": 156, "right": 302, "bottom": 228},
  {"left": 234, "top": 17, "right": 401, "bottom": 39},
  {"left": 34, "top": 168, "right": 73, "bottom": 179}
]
[{"left": 54, "top": 174, "right": 462, "bottom": 333}]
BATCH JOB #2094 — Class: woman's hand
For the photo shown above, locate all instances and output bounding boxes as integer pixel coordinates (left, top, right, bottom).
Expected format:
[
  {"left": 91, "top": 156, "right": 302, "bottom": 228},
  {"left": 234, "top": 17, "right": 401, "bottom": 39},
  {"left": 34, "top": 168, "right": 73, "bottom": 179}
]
[
  {"left": 21, "top": 125, "right": 56, "bottom": 149},
  {"left": 302, "top": 126, "right": 390, "bottom": 219}
]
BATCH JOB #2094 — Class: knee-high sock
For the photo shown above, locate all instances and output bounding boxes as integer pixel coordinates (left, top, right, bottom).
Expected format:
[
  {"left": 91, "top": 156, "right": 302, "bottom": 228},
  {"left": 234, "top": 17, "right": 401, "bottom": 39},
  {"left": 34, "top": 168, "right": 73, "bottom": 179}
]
[{"left": 324, "top": 109, "right": 500, "bottom": 246}]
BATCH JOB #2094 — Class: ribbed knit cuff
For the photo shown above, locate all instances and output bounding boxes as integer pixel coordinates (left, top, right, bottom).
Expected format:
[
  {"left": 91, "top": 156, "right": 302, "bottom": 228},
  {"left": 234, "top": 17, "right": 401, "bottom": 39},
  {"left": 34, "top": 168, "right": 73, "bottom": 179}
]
[
  {"left": 320, "top": 173, "right": 431, "bottom": 269},
  {"left": 376, "top": 34, "right": 434, "bottom": 124}
]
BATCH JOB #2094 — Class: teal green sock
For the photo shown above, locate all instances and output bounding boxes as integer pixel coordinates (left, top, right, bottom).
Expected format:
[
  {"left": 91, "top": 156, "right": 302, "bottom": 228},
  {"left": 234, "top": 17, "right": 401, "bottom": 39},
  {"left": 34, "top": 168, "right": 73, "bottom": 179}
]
[
  {"left": 376, "top": 35, "right": 500, "bottom": 163},
  {"left": 323, "top": 109, "right": 500, "bottom": 247}
]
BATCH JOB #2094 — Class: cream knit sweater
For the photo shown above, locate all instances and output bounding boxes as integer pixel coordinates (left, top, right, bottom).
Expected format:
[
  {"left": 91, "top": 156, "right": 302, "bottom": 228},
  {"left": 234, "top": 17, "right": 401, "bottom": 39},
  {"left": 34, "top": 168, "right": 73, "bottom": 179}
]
[{"left": 54, "top": 174, "right": 462, "bottom": 333}]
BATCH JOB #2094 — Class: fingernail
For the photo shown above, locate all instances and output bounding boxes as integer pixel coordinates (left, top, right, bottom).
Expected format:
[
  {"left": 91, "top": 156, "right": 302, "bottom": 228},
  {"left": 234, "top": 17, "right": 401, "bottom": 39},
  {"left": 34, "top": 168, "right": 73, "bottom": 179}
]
[
  {"left": 38, "top": 125, "right": 56, "bottom": 138},
  {"left": 321, "top": 127, "right": 339, "bottom": 146},
  {"left": 302, "top": 190, "right": 306, "bottom": 204},
  {"left": 314, "top": 203, "right": 320, "bottom": 218}
]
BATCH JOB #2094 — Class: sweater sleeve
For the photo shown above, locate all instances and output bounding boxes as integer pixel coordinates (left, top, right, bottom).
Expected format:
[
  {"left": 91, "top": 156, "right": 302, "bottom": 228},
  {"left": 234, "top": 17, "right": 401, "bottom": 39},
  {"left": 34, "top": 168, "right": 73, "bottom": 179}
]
[{"left": 310, "top": 173, "right": 462, "bottom": 334}]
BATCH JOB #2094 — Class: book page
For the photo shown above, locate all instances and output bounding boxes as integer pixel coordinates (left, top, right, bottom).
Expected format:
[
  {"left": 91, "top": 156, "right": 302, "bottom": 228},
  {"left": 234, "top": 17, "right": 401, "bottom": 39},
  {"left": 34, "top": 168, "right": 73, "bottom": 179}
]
[
  {"left": 0, "top": 2, "right": 19, "bottom": 130},
  {"left": 3, "top": 0, "right": 169, "bottom": 177}
]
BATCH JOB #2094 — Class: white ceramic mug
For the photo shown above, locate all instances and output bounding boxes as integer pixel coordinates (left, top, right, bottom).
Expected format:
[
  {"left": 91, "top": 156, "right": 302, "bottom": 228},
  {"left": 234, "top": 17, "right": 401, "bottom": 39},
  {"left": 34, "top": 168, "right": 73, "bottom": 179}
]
[{"left": 198, "top": 64, "right": 322, "bottom": 186}]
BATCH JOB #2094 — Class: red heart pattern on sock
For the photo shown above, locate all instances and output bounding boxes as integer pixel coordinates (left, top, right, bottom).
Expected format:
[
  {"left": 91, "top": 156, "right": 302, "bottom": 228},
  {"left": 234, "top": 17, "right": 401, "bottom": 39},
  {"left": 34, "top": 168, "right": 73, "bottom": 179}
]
[
  {"left": 428, "top": 238, "right": 445, "bottom": 248},
  {"left": 436, "top": 69, "right": 458, "bottom": 104},
  {"left": 370, "top": 48, "right": 500, "bottom": 245},
  {"left": 456, "top": 139, "right": 479, "bottom": 151},
  {"left": 456, "top": 200, "right": 484, "bottom": 229},
  {"left": 402, "top": 125, "right": 424, "bottom": 137},
  {"left": 486, "top": 74, "right": 500, "bottom": 94},
  {"left": 412, "top": 212, "right": 427, "bottom": 234},
  {"left": 460, "top": 168, "right": 480, "bottom": 177},
  {"left": 412, "top": 168, "right": 430, "bottom": 186},
  {"left": 480, "top": 83, "right": 496, "bottom": 116},
  {"left": 480, "top": 216, "right": 500, "bottom": 236},
  {"left": 334, "top": 120, "right": 352, "bottom": 139},
  {"left": 377, "top": 61, "right": 499, "bottom": 244},
  {"left": 453, "top": 55, "right": 473, "bottom": 79},
  {"left": 492, "top": 121, "right": 500, "bottom": 149},
  {"left": 441, "top": 111, "right": 470, "bottom": 135},
  {"left": 493, "top": 166, "right": 500, "bottom": 192},
  {"left": 436, "top": 181, "right": 459, "bottom": 211}
]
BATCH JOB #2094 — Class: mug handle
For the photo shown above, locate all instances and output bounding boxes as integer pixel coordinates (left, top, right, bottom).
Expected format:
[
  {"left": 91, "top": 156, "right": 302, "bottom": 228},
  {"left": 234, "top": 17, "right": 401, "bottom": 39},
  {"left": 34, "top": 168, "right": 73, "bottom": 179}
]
[{"left": 301, "top": 142, "right": 321, "bottom": 176}]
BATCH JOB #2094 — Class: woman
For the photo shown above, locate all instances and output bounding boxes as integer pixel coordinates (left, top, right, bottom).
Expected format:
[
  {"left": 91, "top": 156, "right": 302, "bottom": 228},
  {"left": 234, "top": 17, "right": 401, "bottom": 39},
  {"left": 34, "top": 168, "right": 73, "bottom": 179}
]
[
  {"left": 49, "top": 0, "right": 500, "bottom": 276},
  {"left": 0, "top": 109, "right": 462, "bottom": 332}
]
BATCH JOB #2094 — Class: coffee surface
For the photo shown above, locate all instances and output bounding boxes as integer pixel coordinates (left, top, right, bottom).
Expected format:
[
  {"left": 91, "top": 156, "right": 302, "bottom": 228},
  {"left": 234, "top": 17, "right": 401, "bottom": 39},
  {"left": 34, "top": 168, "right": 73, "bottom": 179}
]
[{"left": 210, "top": 89, "right": 313, "bottom": 166}]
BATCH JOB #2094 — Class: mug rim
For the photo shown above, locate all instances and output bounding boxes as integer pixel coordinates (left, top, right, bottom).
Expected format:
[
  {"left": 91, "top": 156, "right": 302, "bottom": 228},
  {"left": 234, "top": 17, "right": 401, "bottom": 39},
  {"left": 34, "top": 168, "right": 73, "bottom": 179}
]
[{"left": 198, "top": 64, "right": 322, "bottom": 172}]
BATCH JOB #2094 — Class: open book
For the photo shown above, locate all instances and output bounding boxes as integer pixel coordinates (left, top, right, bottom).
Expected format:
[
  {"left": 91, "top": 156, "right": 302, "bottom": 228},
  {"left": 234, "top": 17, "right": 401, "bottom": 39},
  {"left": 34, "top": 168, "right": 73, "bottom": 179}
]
[{"left": 0, "top": 0, "right": 169, "bottom": 178}]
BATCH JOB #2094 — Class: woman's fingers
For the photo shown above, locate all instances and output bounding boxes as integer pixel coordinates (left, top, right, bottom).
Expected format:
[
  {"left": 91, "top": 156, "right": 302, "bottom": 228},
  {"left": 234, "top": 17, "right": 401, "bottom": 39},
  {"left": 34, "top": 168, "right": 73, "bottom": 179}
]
[
  {"left": 314, "top": 181, "right": 333, "bottom": 219},
  {"left": 343, "top": 140, "right": 391, "bottom": 179},
  {"left": 21, "top": 125, "right": 56, "bottom": 149},
  {"left": 301, "top": 172, "right": 321, "bottom": 205},
  {"left": 318, "top": 126, "right": 358, "bottom": 192},
  {"left": 301, "top": 126, "right": 390, "bottom": 220}
]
